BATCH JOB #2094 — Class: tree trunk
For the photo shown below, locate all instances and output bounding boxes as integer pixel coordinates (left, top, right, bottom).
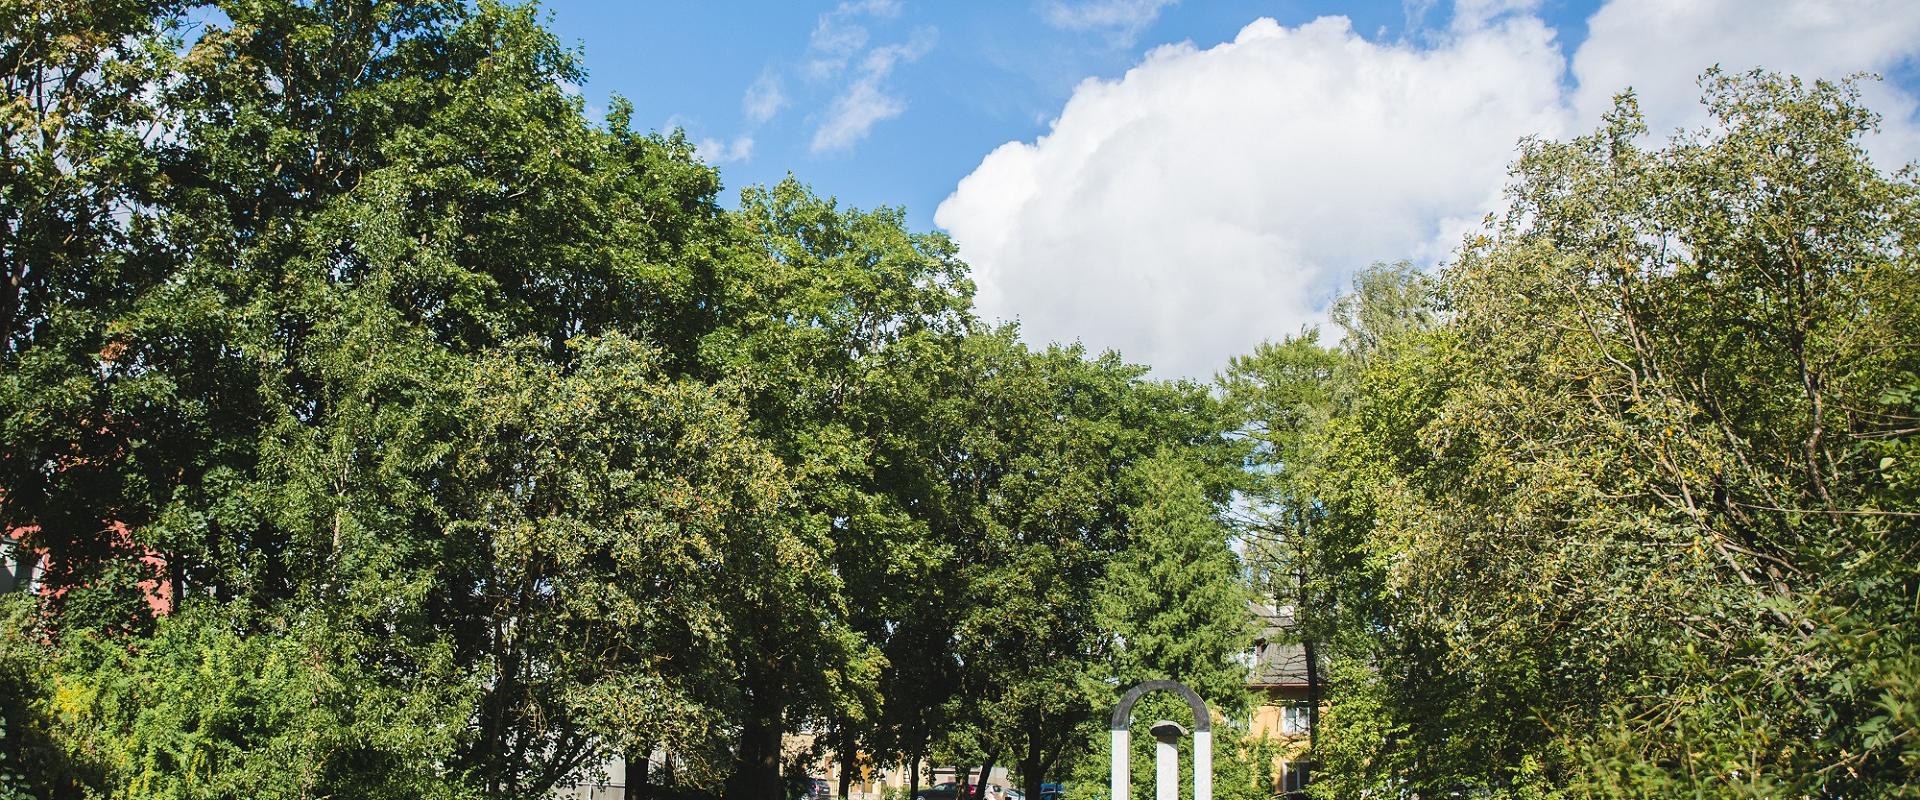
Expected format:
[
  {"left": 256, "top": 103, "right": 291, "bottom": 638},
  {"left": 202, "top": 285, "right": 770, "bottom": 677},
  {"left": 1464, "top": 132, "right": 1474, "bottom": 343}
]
[
  {"left": 838, "top": 739, "right": 856, "bottom": 798},
  {"left": 726, "top": 679, "right": 787, "bottom": 800},
  {"left": 625, "top": 746, "right": 650, "bottom": 800},
  {"left": 1304, "top": 637, "right": 1321, "bottom": 752},
  {"left": 968, "top": 753, "right": 998, "bottom": 800},
  {"left": 1019, "top": 747, "right": 1043, "bottom": 800},
  {"left": 907, "top": 752, "right": 922, "bottom": 798},
  {"left": 1301, "top": 559, "right": 1322, "bottom": 754}
]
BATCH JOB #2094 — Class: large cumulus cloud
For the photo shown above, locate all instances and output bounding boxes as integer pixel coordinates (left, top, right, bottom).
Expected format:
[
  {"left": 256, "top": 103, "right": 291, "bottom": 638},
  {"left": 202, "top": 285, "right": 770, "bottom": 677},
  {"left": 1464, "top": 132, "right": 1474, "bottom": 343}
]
[{"left": 937, "top": 0, "right": 1920, "bottom": 378}]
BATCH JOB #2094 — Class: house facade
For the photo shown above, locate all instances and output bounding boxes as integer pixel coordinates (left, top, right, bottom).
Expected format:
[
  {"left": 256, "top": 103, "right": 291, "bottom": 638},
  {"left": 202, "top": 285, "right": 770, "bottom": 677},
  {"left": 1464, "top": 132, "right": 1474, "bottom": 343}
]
[
  {"left": 1247, "top": 600, "right": 1317, "bottom": 796},
  {"left": 1, "top": 524, "right": 173, "bottom": 616}
]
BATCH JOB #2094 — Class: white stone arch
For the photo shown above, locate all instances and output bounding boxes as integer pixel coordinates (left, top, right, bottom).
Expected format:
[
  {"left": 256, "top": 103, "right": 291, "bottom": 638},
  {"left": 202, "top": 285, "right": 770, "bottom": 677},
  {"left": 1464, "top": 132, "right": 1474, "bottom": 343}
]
[{"left": 1109, "top": 680, "right": 1212, "bottom": 800}]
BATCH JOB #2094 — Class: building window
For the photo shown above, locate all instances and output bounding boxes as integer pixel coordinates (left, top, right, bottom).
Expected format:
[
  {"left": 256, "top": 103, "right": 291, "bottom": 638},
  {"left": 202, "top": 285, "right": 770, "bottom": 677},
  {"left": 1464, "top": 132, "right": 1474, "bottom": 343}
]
[
  {"left": 1282, "top": 761, "right": 1311, "bottom": 792},
  {"left": 1, "top": 536, "right": 37, "bottom": 595},
  {"left": 1282, "top": 702, "right": 1310, "bottom": 735}
]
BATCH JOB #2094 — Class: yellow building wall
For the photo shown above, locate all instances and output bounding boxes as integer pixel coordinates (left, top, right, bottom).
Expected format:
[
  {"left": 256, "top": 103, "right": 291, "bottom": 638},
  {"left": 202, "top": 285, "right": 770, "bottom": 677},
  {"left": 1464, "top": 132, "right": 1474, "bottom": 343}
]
[{"left": 1249, "top": 685, "right": 1316, "bottom": 793}]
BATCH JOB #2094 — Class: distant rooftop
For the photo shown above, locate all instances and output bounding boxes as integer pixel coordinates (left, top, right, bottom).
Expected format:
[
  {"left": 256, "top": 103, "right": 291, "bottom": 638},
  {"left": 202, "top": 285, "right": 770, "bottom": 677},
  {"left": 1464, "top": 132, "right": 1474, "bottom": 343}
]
[{"left": 1248, "top": 600, "right": 1310, "bottom": 687}]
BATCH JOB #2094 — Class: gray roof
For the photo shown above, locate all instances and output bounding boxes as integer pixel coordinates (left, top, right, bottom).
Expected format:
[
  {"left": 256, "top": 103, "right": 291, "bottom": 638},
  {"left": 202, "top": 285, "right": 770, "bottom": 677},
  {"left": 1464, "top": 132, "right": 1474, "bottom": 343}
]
[{"left": 1247, "top": 600, "right": 1310, "bottom": 687}]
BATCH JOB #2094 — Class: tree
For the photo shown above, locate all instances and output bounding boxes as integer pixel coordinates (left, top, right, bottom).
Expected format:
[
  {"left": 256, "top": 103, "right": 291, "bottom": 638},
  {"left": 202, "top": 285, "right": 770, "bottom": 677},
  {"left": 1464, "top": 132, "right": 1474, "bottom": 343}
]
[
  {"left": 1220, "top": 264, "right": 1439, "bottom": 785},
  {"left": 1, "top": 2, "right": 812, "bottom": 797},
  {"left": 1, "top": 4, "right": 1259, "bottom": 800},
  {"left": 1433, "top": 71, "right": 1920, "bottom": 796},
  {"left": 0, "top": 0, "right": 189, "bottom": 635},
  {"left": 444, "top": 335, "right": 791, "bottom": 796},
  {"left": 907, "top": 333, "right": 1243, "bottom": 800},
  {"left": 703, "top": 178, "right": 974, "bottom": 799},
  {"left": 1093, "top": 452, "right": 1255, "bottom": 800},
  {"left": 1239, "top": 72, "right": 1920, "bottom": 798}
]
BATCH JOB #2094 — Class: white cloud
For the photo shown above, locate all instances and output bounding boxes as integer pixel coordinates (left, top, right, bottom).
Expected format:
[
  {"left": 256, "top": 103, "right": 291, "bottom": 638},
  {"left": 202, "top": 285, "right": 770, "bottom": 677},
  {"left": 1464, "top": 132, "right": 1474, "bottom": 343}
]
[
  {"left": 811, "top": 28, "right": 936, "bottom": 153},
  {"left": 1571, "top": 0, "right": 1920, "bottom": 165},
  {"left": 1043, "top": 0, "right": 1179, "bottom": 46},
  {"left": 937, "top": 0, "right": 1920, "bottom": 379},
  {"left": 808, "top": 24, "right": 870, "bottom": 79},
  {"left": 937, "top": 14, "right": 1567, "bottom": 378},
  {"left": 1449, "top": 0, "right": 1539, "bottom": 30},
  {"left": 743, "top": 71, "right": 787, "bottom": 123},
  {"left": 841, "top": 0, "right": 902, "bottom": 18},
  {"left": 695, "top": 135, "right": 755, "bottom": 165},
  {"left": 813, "top": 83, "right": 906, "bottom": 153},
  {"left": 790, "top": 0, "right": 933, "bottom": 151},
  {"left": 1402, "top": 0, "right": 1442, "bottom": 30},
  {"left": 863, "top": 34, "right": 932, "bottom": 76},
  {"left": 806, "top": 0, "right": 905, "bottom": 80}
]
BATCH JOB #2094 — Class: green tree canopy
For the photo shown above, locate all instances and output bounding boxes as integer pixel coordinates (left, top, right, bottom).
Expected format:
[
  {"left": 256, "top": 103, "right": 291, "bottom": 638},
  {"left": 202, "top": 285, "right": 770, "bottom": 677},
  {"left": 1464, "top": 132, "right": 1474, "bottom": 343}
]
[{"left": 1230, "top": 72, "right": 1920, "bottom": 799}]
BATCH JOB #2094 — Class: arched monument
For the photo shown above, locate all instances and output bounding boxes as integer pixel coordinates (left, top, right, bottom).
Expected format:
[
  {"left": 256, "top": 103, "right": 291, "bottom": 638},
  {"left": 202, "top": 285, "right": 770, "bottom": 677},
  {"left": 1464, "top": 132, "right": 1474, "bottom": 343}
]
[{"left": 1109, "top": 680, "right": 1212, "bottom": 800}]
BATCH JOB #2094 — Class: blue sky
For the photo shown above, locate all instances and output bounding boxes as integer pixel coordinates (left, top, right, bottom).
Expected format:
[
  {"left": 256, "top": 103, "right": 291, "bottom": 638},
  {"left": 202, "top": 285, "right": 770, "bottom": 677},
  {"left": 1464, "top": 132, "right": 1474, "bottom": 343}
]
[
  {"left": 544, "top": 1, "right": 1920, "bottom": 378},
  {"left": 545, "top": 1, "right": 1601, "bottom": 230}
]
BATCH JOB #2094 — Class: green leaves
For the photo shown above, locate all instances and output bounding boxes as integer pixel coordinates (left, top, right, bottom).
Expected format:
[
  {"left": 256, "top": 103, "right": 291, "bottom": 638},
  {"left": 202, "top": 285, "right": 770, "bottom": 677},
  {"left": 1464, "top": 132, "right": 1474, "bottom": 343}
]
[
  {"left": 1236, "top": 71, "right": 1920, "bottom": 798},
  {"left": 0, "top": 5, "right": 1231, "bottom": 800}
]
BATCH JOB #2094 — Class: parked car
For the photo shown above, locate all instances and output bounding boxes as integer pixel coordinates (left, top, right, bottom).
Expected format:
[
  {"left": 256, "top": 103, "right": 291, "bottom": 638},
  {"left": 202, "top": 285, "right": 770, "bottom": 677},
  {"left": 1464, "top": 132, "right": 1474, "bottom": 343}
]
[
  {"left": 914, "top": 782, "right": 963, "bottom": 800},
  {"left": 1037, "top": 783, "right": 1065, "bottom": 800},
  {"left": 915, "top": 783, "right": 1008, "bottom": 800},
  {"left": 800, "top": 776, "right": 830, "bottom": 799}
]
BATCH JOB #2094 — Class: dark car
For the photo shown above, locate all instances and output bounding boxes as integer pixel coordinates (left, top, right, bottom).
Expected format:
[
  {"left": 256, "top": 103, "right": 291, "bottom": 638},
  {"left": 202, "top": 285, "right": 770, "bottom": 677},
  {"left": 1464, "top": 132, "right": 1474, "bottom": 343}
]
[
  {"left": 914, "top": 782, "right": 963, "bottom": 800},
  {"left": 800, "top": 777, "right": 830, "bottom": 799},
  {"left": 916, "top": 783, "right": 1006, "bottom": 800}
]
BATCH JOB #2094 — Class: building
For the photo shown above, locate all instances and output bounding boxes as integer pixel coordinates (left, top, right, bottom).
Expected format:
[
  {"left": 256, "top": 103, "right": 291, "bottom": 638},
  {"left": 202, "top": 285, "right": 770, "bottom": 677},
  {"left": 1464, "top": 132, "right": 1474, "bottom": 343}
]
[
  {"left": 1246, "top": 600, "right": 1317, "bottom": 795},
  {"left": 0, "top": 531, "right": 41, "bottom": 595},
  {"left": 1, "top": 523, "right": 173, "bottom": 616}
]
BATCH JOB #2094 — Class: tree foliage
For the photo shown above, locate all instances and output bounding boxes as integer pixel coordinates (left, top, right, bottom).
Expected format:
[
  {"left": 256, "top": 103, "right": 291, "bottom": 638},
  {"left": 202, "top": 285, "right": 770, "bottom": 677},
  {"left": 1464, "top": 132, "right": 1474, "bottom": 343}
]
[
  {"left": 1231, "top": 72, "right": 1920, "bottom": 798},
  {"left": 0, "top": 3, "right": 1252, "bottom": 799}
]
